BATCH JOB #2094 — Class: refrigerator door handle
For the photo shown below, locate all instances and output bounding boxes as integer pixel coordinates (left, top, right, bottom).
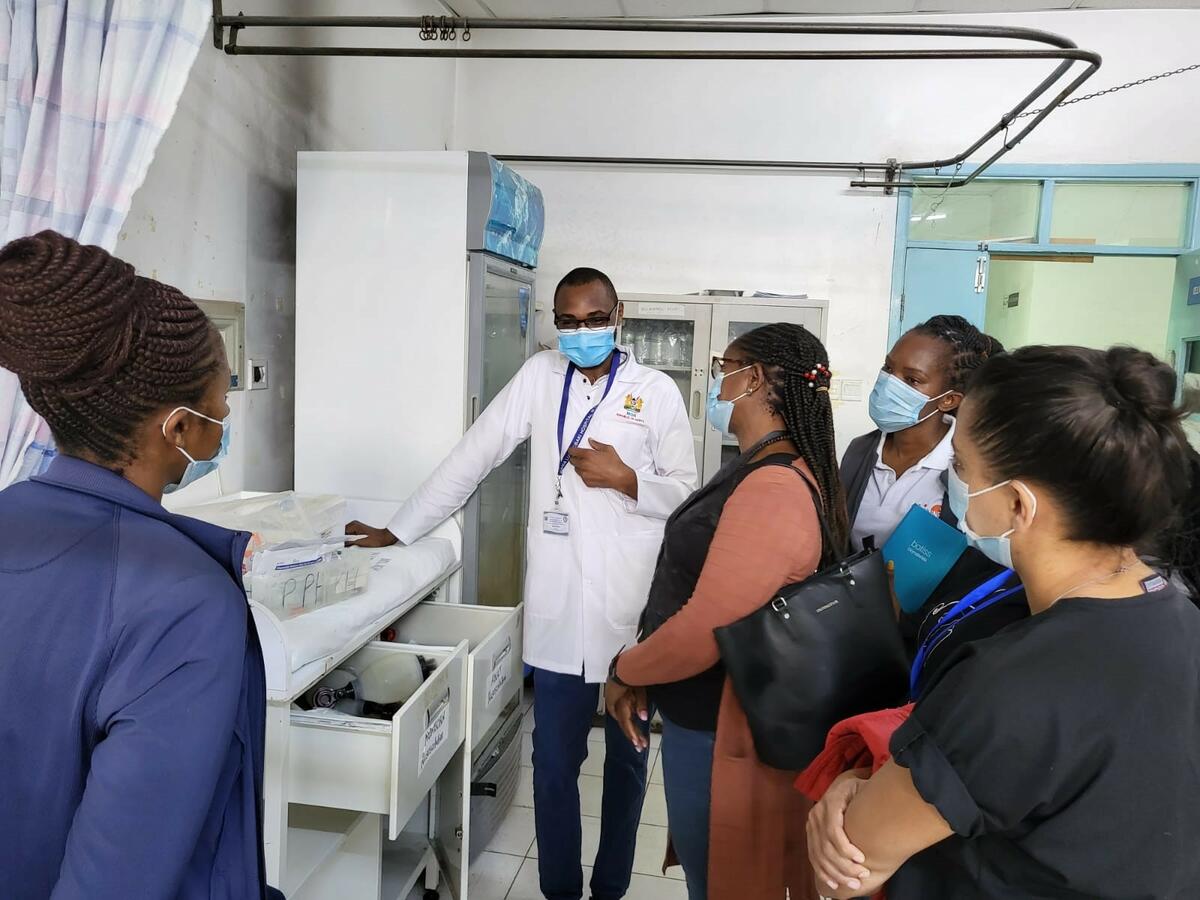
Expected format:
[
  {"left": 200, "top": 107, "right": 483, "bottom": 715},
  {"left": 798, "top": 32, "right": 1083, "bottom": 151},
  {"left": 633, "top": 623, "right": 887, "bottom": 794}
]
[
  {"left": 470, "top": 395, "right": 481, "bottom": 423},
  {"left": 691, "top": 390, "right": 702, "bottom": 420}
]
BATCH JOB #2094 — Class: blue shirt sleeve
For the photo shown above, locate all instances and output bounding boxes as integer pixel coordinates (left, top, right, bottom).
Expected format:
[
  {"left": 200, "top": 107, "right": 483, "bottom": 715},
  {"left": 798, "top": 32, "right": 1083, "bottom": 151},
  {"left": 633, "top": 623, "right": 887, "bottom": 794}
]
[{"left": 50, "top": 572, "right": 247, "bottom": 900}]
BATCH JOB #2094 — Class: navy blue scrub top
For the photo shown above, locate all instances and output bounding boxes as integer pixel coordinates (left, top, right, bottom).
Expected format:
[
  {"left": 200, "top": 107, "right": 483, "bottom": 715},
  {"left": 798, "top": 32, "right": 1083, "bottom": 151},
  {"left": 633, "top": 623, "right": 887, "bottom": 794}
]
[{"left": 0, "top": 456, "right": 275, "bottom": 900}]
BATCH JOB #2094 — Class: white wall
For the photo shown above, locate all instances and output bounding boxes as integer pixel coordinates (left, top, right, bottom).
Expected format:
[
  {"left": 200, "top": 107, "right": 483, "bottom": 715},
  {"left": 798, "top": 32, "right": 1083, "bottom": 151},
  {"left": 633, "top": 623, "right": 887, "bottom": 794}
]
[
  {"left": 117, "top": 2, "right": 455, "bottom": 500},
  {"left": 451, "top": 8, "right": 1200, "bottom": 449}
]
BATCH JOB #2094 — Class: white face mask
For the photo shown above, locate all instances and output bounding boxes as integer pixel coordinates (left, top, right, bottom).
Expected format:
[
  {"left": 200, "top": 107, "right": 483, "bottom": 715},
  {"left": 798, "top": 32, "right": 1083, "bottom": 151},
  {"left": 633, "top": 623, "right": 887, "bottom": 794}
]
[
  {"left": 948, "top": 467, "right": 1037, "bottom": 570},
  {"left": 162, "top": 407, "right": 230, "bottom": 494}
]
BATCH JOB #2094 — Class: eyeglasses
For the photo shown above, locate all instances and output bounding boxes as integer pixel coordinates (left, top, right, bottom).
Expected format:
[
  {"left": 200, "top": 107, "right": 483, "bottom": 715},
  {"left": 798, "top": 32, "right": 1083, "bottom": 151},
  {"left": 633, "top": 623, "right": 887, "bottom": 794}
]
[
  {"left": 712, "top": 356, "right": 749, "bottom": 374},
  {"left": 554, "top": 304, "right": 617, "bottom": 332}
]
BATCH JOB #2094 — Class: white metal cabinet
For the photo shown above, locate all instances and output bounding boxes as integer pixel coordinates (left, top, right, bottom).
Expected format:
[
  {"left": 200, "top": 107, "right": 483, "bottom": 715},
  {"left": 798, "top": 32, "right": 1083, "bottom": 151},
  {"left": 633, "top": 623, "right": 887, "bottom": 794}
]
[
  {"left": 620, "top": 293, "right": 828, "bottom": 482},
  {"left": 620, "top": 300, "right": 712, "bottom": 474},
  {"left": 707, "top": 299, "right": 828, "bottom": 475},
  {"left": 389, "top": 601, "right": 525, "bottom": 751},
  {"left": 287, "top": 641, "right": 469, "bottom": 841}
]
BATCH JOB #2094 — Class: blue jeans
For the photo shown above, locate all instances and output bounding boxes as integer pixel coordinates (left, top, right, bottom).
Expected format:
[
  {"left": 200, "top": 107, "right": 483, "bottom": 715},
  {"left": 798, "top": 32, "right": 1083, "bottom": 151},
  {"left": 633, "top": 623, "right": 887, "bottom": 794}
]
[
  {"left": 660, "top": 716, "right": 716, "bottom": 900},
  {"left": 532, "top": 668, "right": 650, "bottom": 900}
]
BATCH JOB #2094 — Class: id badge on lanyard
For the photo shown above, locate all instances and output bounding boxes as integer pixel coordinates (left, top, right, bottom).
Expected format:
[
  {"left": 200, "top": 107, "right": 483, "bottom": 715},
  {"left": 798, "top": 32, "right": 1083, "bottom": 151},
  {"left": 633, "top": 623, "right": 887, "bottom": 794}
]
[{"left": 544, "top": 354, "right": 622, "bottom": 536}]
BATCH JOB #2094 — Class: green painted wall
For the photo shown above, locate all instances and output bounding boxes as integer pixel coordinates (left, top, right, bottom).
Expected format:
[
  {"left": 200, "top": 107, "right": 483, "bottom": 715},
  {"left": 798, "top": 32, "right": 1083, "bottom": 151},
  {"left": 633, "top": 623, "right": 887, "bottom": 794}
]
[{"left": 984, "top": 256, "right": 1176, "bottom": 357}]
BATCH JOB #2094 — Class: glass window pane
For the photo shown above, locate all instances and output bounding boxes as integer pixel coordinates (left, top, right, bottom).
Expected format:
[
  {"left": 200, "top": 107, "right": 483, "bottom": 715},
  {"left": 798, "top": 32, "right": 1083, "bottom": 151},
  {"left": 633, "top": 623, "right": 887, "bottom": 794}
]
[
  {"left": 909, "top": 180, "right": 1041, "bottom": 243},
  {"left": 1050, "top": 182, "right": 1190, "bottom": 248}
]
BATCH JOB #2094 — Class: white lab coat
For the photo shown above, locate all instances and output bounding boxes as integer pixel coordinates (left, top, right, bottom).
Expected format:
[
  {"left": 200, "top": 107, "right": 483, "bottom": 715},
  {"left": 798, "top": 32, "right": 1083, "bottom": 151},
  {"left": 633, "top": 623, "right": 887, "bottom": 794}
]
[{"left": 389, "top": 348, "right": 698, "bottom": 682}]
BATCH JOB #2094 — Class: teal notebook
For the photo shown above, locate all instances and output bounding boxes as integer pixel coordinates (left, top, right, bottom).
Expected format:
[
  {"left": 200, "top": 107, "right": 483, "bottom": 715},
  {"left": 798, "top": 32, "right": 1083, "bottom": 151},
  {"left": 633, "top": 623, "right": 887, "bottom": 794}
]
[{"left": 882, "top": 505, "right": 969, "bottom": 614}]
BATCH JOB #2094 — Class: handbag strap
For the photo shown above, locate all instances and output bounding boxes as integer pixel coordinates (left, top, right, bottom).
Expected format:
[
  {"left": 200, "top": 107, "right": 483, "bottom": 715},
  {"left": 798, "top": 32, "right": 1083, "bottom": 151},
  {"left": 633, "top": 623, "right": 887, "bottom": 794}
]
[{"left": 763, "top": 458, "right": 847, "bottom": 569}]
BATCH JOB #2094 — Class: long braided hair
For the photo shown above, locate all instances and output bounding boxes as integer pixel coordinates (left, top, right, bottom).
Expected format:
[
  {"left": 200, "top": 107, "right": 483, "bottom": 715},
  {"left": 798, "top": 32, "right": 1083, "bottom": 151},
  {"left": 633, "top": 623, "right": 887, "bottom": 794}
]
[
  {"left": 0, "top": 231, "right": 220, "bottom": 470},
  {"left": 908, "top": 314, "right": 1004, "bottom": 398},
  {"left": 733, "top": 323, "right": 849, "bottom": 562}
]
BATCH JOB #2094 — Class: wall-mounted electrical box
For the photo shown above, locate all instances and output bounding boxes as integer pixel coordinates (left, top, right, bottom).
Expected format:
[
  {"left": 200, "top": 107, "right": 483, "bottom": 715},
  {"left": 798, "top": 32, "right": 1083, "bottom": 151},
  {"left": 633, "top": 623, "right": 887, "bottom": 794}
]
[{"left": 196, "top": 299, "right": 246, "bottom": 391}]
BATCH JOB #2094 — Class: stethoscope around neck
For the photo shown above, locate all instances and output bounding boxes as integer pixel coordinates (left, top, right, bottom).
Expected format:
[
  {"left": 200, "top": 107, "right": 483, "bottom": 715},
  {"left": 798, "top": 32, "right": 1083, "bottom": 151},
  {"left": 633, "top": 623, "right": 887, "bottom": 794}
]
[{"left": 909, "top": 567, "right": 1023, "bottom": 698}]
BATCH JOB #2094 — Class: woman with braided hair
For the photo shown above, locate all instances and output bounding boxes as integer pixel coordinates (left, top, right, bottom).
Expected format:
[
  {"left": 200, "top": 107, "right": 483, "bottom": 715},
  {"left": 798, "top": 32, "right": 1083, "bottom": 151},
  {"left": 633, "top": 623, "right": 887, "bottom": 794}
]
[
  {"left": 838, "top": 316, "right": 1028, "bottom": 693},
  {"left": 0, "top": 232, "right": 281, "bottom": 900},
  {"left": 842, "top": 314, "right": 1003, "bottom": 554},
  {"left": 603, "top": 322, "right": 843, "bottom": 900}
]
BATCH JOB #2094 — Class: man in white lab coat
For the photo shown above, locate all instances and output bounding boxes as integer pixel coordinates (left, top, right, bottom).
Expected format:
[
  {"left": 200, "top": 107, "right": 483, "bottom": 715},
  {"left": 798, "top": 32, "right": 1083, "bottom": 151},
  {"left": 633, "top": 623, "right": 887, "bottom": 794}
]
[{"left": 350, "top": 268, "right": 698, "bottom": 900}]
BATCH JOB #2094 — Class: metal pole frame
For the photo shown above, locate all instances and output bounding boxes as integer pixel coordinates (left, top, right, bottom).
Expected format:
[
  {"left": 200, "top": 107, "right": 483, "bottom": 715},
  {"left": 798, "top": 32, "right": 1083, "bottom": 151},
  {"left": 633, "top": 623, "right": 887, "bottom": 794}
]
[{"left": 209, "top": 5, "right": 1101, "bottom": 191}]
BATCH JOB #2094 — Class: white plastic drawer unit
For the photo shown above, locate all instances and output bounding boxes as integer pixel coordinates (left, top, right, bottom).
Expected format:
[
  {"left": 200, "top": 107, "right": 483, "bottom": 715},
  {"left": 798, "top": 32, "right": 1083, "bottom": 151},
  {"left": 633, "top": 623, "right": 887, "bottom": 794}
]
[
  {"left": 287, "top": 640, "right": 469, "bottom": 840},
  {"left": 390, "top": 601, "right": 524, "bottom": 750}
]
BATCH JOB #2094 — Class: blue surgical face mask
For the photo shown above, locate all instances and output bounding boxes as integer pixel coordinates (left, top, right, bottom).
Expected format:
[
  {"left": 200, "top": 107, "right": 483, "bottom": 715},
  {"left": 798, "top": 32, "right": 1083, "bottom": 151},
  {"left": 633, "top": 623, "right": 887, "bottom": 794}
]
[
  {"left": 948, "top": 466, "right": 1037, "bottom": 570},
  {"left": 868, "top": 370, "right": 953, "bottom": 434},
  {"left": 162, "top": 407, "right": 231, "bottom": 494},
  {"left": 557, "top": 326, "right": 616, "bottom": 368},
  {"left": 706, "top": 365, "right": 752, "bottom": 437}
]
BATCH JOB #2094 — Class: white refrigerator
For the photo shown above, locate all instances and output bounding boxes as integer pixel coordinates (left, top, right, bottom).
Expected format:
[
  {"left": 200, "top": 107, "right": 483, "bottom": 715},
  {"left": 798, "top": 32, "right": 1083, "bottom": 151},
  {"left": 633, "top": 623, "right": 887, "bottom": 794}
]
[{"left": 294, "top": 150, "right": 543, "bottom": 609}]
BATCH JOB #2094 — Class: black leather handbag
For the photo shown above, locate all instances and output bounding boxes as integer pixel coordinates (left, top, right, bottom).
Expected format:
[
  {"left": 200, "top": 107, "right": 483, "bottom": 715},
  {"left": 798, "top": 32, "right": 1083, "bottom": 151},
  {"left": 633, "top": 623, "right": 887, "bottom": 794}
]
[{"left": 714, "top": 467, "right": 909, "bottom": 771}]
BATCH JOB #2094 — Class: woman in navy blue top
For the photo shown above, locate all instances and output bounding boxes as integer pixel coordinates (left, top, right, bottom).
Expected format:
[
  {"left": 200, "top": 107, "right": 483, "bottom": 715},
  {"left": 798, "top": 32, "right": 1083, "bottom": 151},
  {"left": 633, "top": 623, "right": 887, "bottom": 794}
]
[{"left": 0, "top": 232, "right": 279, "bottom": 900}]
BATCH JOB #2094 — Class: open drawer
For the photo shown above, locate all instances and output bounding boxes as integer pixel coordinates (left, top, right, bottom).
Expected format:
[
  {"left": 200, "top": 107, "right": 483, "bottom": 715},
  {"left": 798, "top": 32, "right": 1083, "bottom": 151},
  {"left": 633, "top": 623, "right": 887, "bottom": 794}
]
[
  {"left": 389, "top": 601, "right": 524, "bottom": 750},
  {"left": 288, "top": 640, "right": 468, "bottom": 839}
]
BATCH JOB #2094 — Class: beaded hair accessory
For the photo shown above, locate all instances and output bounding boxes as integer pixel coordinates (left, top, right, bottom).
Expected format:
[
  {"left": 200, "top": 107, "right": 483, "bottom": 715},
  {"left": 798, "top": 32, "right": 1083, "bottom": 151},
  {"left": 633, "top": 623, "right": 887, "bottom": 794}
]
[{"left": 803, "top": 362, "right": 833, "bottom": 389}]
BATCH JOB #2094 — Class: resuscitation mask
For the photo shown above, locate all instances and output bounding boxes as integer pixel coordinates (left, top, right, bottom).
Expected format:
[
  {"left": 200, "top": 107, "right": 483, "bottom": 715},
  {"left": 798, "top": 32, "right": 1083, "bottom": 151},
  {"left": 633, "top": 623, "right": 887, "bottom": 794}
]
[
  {"left": 706, "top": 366, "right": 752, "bottom": 437},
  {"left": 868, "top": 370, "right": 953, "bottom": 434},
  {"left": 947, "top": 466, "right": 1037, "bottom": 570},
  {"left": 162, "top": 407, "right": 231, "bottom": 494},
  {"left": 557, "top": 326, "right": 617, "bottom": 368}
]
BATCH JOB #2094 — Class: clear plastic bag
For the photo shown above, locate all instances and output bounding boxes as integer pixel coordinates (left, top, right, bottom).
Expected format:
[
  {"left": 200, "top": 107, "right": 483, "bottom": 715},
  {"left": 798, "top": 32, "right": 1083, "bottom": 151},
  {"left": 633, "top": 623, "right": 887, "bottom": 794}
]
[
  {"left": 182, "top": 491, "right": 348, "bottom": 545},
  {"left": 249, "top": 545, "right": 370, "bottom": 616}
]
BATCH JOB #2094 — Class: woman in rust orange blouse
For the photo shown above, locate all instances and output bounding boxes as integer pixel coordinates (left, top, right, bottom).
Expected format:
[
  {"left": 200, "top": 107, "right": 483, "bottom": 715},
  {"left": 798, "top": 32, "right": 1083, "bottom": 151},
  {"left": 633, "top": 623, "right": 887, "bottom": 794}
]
[{"left": 605, "top": 323, "right": 848, "bottom": 900}]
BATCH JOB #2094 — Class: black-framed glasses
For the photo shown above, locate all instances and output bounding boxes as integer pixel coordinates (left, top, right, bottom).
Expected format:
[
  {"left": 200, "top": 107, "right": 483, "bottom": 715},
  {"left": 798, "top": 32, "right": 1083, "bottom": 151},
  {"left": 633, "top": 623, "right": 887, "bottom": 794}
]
[
  {"left": 712, "top": 356, "right": 749, "bottom": 374},
  {"left": 554, "top": 303, "right": 618, "bottom": 332}
]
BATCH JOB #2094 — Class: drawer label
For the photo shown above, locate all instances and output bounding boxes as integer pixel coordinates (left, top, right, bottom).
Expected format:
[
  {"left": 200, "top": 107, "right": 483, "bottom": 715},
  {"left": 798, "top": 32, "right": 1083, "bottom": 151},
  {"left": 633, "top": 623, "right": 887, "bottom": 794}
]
[
  {"left": 487, "top": 638, "right": 513, "bottom": 708},
  {"left": 418, "top": 687, "right": 452, "bottom": 776}
]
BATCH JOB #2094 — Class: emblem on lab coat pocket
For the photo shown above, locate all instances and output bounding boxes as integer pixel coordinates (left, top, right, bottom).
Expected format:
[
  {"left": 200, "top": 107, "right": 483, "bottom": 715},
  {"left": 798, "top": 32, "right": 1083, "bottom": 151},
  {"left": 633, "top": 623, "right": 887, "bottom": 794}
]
[{"left": 617, "top": 394, "right": 645, "bottom": 423}]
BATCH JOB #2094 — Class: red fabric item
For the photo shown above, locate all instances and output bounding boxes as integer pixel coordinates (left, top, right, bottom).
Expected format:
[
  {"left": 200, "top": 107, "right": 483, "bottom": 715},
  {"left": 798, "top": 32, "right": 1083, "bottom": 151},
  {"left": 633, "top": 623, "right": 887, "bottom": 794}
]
[
  {"left": 795, "top": 705, "right": 914, "bottom": 900},
  {"left": 794, "top": 704, "right": 915, "bottom": 802}
]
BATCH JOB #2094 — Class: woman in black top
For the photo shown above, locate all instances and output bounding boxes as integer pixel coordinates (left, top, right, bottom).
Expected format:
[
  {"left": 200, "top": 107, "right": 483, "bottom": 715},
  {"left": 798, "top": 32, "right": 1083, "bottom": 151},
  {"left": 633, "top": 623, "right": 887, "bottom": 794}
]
[{"left": 809, "top": 345, "right": 1200, "bottom": 900}]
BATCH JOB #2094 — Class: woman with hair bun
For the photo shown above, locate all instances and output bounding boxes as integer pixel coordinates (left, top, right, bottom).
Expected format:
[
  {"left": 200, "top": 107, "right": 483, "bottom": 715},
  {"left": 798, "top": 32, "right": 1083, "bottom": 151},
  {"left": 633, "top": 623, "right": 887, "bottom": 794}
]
[
  {"left": 0, "top": 232, "right": 280, "bottom": 899},
  {"left": 809, "top": 344, "right": 1200, "bottom": 900}
]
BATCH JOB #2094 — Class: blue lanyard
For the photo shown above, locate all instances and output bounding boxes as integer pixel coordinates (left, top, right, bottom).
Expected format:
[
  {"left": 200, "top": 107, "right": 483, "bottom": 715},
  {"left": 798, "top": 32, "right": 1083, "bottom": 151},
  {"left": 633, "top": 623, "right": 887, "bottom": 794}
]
[
  {"left": 909, "top": 568, "right": 1022, "bottom": 698},
  {"left": 557, "top": 352, "right": 623, "bottom": 479}
]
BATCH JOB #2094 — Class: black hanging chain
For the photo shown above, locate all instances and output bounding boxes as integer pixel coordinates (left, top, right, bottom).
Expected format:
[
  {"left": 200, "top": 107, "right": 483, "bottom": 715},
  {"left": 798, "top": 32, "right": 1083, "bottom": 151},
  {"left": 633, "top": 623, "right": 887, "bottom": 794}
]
[{"left": 1017, "top": 62, "right": 1200, "bottom": 119}]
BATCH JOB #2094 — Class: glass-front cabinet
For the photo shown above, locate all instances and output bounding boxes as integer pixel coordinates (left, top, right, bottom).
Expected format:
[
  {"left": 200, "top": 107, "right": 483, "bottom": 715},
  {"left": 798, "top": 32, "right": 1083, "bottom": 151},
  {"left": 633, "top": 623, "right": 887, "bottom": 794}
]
[{"left": 621, "top": 294, "right": 828, "bottom": 484}]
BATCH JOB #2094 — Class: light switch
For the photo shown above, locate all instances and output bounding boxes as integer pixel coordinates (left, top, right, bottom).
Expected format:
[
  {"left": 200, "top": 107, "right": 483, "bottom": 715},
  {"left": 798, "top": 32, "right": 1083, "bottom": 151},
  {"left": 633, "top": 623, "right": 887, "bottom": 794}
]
[
  {"left": 249, "top": 359, "right": 269, "bottom": 391},
  {"left": 840, "top": 379, "right": 864, "bottom": 402}
]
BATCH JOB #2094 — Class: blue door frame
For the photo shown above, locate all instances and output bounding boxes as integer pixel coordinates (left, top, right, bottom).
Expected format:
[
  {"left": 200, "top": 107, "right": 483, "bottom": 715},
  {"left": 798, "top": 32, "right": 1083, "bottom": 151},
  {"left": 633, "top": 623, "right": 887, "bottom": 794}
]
[{"left": 890, "top": 163, "right": 1200, "bottom": 345}]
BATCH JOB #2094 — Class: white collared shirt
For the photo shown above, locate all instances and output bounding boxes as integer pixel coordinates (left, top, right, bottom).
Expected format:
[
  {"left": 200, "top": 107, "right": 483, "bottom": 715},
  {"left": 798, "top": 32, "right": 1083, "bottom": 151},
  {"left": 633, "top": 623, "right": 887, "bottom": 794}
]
[
  {"left": 851, "top": 417, "right": 956, "bottom": 551},
  {"left": 388, "top": 348, "right": 698, "bottom": 682}
]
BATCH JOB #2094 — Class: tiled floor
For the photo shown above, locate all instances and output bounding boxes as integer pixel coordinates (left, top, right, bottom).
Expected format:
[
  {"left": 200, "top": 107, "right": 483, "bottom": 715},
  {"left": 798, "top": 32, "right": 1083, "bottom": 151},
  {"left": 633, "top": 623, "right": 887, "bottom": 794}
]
[{"left": 463, "top": 694, "right": 688, "bottom": 900}]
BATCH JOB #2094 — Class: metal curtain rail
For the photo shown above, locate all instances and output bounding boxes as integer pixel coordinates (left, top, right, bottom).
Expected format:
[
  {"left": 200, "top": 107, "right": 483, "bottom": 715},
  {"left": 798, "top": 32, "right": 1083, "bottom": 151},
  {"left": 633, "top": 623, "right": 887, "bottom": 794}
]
[{"left": 209, "top": 7, "right": 1101, "bottom": 191}]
